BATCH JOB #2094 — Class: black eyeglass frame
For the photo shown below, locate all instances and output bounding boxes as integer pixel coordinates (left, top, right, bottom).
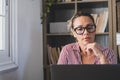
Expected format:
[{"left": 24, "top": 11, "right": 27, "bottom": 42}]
[{"left": 73, "top": 24, "right": 96, "bottom": 35}]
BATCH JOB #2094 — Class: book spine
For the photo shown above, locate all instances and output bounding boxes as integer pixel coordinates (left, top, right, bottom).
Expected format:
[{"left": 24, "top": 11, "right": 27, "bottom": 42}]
[{"left": 117, "top": 2, "right": 120, "bottom": 32}]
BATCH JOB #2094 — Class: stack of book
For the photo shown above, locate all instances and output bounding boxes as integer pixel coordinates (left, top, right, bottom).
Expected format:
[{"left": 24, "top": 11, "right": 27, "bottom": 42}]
[
  {"left": 91, "top": 11, "right": 108, "bottom": 33},
  {"left": 47, "top": 45, "right": 62, "bottom": 64}
]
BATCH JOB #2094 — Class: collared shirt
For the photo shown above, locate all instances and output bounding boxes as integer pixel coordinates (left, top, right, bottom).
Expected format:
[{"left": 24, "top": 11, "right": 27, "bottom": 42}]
[{"left": 57, "top": 42, "right": 117, "bottom": 64}]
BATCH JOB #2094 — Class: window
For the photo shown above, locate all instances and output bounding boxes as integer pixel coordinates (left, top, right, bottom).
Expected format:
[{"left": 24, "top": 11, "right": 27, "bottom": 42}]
[
  {"left": 0, "top": 0, "right": 6, "bottom": 52},
  {"left": 0, "top": 0, "right": 18, "bottom": 71}
]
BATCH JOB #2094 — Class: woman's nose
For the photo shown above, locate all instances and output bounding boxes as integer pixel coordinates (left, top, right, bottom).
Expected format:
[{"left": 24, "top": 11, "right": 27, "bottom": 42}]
[{"left": 83, "top": 29, "right": 89, "bottom": 34}]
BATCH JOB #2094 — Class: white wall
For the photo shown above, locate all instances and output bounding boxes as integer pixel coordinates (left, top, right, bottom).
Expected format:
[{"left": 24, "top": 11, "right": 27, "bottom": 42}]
[{"left": 0, "top": 0, "right": 43, "bottom": 80}]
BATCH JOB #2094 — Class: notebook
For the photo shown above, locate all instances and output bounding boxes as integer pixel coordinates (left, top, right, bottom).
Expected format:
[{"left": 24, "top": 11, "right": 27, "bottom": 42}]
[{"left": 50, "top": 64, "right": 120, "bottom": 80}]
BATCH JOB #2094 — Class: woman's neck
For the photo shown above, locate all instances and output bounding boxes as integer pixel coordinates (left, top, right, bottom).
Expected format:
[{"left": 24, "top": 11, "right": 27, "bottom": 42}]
[{"left": 78, "top": 43, "right": 87, "bottom": 53}]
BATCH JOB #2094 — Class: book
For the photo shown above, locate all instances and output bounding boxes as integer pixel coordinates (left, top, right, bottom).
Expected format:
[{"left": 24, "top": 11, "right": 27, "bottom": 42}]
[
  {"left": 118, "top": 46, "right": 120, "bottom": 60},
  {"left": 117, "top": 2, "right": 120, "bottom": 32},
  {"left": 51, "top": 47, "right": 59, "bottom": 64},
  {"left": 96, "top": 11, "right": 108, "bottom": 33},
  {"left": 57, "top": 47, "right": 61, "bottom": 56},
  {"left": 91, "top": 13, "right": 99, "bottom": 25},
  {"left": 47, "top": 45, "right": 54, "bottom": 64}
]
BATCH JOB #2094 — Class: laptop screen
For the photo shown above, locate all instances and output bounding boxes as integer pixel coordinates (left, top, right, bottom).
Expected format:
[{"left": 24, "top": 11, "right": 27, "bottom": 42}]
[{"left": 50, "top": 64, "right": 120, "bottom": 80}]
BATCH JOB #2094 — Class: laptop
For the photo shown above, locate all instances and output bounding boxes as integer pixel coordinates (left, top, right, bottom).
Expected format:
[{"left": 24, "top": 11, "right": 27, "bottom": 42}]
[{"left": 50, "top": 64, "right": 120, "bottom": 80}]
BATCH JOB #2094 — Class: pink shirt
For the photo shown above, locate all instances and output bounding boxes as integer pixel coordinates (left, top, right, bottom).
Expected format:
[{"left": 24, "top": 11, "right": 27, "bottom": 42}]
[{"left": 57, "top": 42, "right": 117, "bottom": 64}]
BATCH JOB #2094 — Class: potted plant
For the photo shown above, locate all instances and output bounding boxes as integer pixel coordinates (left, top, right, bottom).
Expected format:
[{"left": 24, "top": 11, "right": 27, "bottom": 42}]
[{"left": 41, "top": 0, "right": 61, "bottom": 23}]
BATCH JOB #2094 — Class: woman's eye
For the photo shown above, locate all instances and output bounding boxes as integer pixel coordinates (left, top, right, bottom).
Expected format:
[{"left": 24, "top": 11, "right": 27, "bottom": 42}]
[
  {"left": 77, "top": 27, "right": 83, "bottom": 30},
  {"left": 87, "top": 25, "right": 93, "bottom": 29}
]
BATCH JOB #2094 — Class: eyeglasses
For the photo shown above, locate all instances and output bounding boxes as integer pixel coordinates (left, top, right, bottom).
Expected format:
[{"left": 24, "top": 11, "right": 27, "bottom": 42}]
[{"left": 73, "top": 24, "right": 96, "bottom": 35}]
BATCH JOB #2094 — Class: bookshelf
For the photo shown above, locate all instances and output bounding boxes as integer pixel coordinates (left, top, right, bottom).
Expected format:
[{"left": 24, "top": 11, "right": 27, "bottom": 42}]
[
  {"left": 113, "top": 0, "right": 120, "bottom": 62},
  {"left": 42, "top": 0, "right": 118, "bottom": 80}
]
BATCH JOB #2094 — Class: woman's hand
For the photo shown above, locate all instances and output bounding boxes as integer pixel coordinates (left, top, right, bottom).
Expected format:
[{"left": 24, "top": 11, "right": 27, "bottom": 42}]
[{"left": 84, "top": 42, "right": 109, "bottom": 64}]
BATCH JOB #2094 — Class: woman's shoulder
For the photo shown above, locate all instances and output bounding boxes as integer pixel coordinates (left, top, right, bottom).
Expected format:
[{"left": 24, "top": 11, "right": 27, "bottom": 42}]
[
  {"left": 64, "top": 42, "right": 77, "bottom": 47},
  {"left": 62, "top": 42, "right": 79, "bottom": 50},
  {"left": 98, "top": 44, "right": 117, "bottom": 64},
  {"left": 98, "top": 44, "right": 114, "bottom": 53}
]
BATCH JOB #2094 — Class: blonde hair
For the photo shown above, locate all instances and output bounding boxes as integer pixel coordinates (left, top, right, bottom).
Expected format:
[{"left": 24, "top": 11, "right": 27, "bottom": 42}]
[{"left": 67, "top": 11, "right": 95, "bottom": 35}]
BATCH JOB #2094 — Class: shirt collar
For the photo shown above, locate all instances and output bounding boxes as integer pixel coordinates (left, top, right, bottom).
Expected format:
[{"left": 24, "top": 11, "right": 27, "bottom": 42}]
[
  {"left": 72, "top": 42, "right": 105, "bottom": 52},
  {"left": 72, "top": 42, "right": 81, "bottom": 51}
]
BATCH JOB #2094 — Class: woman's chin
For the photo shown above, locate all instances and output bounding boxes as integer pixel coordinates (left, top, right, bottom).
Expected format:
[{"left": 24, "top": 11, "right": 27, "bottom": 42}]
[{"left": 83, "top": 41, "right": 92, "bottom": 45}]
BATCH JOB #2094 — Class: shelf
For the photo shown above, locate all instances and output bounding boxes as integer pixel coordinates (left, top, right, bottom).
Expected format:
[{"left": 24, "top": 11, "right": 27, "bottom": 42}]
[
  {"left": 46, "top": 32, "right": 109, "bottom": 36},
  {"left": 57, "top": 0, "right": 108, "bottom": 4},
  {"left": 53, "top": 0, "right": 108, "bottom": 9},
  {"left": 47, "top": 33, "right": 71, "bottom": 36},
  {"left": 96, "top": 32, "right": 109, "bottom": 35}
]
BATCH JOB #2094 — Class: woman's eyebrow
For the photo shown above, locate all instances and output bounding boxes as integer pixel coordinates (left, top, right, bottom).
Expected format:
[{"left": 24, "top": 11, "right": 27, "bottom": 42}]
[
  {"left": 75, "top": 23, "right": 93, "bottom": 28},
  {"left": 74, "top": 25, "right": 83, "bottom": 29}
]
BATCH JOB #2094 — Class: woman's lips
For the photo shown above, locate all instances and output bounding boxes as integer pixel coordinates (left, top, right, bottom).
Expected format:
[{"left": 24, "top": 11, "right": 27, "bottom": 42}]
[{"left": 84, "top": 37, "right": 90, "bottom": 40}]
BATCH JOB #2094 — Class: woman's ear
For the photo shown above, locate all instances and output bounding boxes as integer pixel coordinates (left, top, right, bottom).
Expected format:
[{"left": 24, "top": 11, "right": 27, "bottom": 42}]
[
  {"left": 67, "top": 19, "right": 77, "bottom": 38},
  {"left": 71, "top": 29, "right": 77, "bottom": 38}
]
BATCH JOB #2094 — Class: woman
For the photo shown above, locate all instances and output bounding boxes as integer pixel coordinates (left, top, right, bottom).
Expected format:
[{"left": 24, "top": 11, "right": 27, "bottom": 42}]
[{"left": 57, "top": 11, "right": 117, "bottom": 64}]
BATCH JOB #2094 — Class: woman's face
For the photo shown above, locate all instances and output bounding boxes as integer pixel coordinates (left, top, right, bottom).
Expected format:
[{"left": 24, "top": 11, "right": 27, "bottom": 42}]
[{"left": 72, "top": 16, "right": 96, "bottom": 46}]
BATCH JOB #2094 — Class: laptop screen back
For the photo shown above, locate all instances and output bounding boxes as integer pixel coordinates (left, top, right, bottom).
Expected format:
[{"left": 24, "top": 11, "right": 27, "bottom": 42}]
[{"left": 50, "top": 64, "right": 120, "bottom": 80}]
